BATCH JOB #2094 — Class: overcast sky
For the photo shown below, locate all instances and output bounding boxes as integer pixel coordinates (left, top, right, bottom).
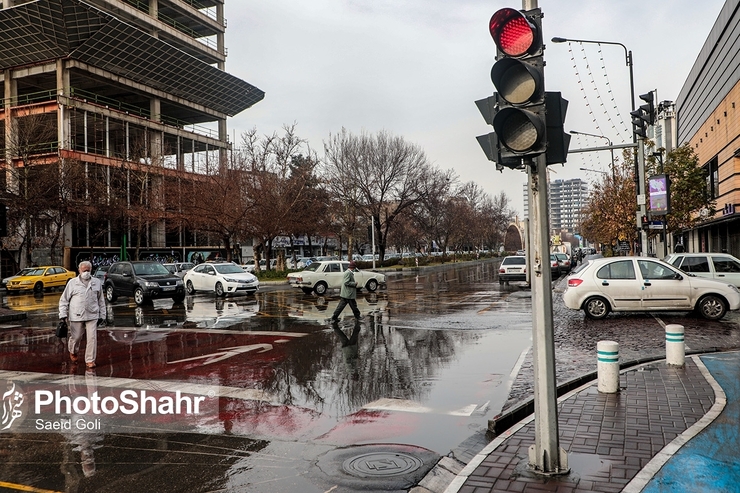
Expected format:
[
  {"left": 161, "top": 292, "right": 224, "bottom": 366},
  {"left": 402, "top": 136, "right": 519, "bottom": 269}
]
[{"left": 223, "top": 0, "right": 725, "bottom": 217}]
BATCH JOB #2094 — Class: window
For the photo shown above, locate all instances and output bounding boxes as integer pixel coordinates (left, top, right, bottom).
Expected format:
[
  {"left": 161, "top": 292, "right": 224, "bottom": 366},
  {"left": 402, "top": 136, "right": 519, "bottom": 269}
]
[
  {"left": 712, "top": 257, "right": 740, "bottom": 273},
  {"left": 680, "top": 256, "right": 709, "bottom": 273},
  {"left": 638, "top": 260, "right": 677, "bottom": 280},
  {"left": 706, "top": 157, "right": 719, "bottom": 199},
  {"left": 503, "top": 257, "right": 526, "bottom": 265},
  {"left": 327, "top": 263, "right": 341, "bottom": 273},
  {"left": 670, "top": 256, "right": 684, "bottom": 267},
  {"left": 596, "top": 260, "right": 636, "bottom": 280}
]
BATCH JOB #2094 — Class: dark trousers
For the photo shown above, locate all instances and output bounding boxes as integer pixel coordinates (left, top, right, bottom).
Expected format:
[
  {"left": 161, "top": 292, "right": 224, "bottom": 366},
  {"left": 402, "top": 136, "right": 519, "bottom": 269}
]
[{"left": 332, "top": 297, "right": 360, "bottom": 319}]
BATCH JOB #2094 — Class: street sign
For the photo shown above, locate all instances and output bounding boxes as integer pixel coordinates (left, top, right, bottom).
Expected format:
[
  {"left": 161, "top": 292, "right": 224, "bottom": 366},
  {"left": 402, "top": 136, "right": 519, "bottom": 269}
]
[
  {"left": 648, "top": 222, "right": 665, "bottom": 230},
  {"left": 617, "top": 240, "right": 630, "bottom": 252}
]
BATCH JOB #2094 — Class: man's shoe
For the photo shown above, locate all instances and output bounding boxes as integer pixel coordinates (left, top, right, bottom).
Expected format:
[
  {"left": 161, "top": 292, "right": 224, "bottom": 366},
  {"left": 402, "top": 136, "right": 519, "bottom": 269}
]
[
  {"left": 86, "top": 362, "right": 96, "bottom": 369},
  {"left": 354, "top": 316, "right": 364, "bottom": 321},
  {"left": 69, "top": 352, "right": 78, "bottom": 363}
]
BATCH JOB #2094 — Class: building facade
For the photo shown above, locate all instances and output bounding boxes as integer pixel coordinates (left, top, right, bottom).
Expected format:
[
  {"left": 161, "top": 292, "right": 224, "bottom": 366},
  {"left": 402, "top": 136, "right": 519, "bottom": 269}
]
[
  {"left": 0, "top": 0, "right": 263, "bottom": 269},
  {"left": 523, "top": 177, "right": 588, "bottom": 236},
  {"left": 675, "top": 0, "right": 740, "bottom": 255}
]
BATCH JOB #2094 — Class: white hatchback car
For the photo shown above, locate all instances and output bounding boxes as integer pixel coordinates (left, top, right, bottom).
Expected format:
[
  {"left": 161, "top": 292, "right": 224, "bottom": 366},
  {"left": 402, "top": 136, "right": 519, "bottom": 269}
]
[
  {"left": 183, "top": 262, "right": 259, "bottom": 297},
  {"left": 664, "top": 252, "right": 740, "bottom": 288},
  {"left": 287, "top": 260, "right": 386, "bottom": 295},
  {"left": 563, "top": 256, "right": 740, "bottom": 320}
]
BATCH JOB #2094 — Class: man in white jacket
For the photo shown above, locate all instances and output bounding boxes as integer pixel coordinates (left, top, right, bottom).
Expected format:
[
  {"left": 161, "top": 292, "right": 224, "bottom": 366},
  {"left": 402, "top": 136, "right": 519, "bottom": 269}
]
[{"left": 59, "top": 261, "right": 107, "bottom": 369}]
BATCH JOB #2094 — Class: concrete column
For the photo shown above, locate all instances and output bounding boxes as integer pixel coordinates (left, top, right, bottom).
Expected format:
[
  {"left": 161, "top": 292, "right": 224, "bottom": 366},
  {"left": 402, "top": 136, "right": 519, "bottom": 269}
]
[
  {"left": 217, "top": 3, "right": 225, "bottom": 70},
  {"left": 218, "top": 119, "right": 228, "bottom": 170},
  {"left": 150, "top": 175, "right": 166, "bottom": 247},
  {"left": 4, "top": 69, "right": 17, "bottom": 190},
  {"left": 149, "top": 98, "right": 163, "bottom": 162},
  {"left": 149, "top": 0, "right": 159, "bottom": 38},
  {"left": 597, "top": 341, "right": 619, "bottom": 393},
  {"left": 56, "top": 60, "right": 70, "bottom": 150}
]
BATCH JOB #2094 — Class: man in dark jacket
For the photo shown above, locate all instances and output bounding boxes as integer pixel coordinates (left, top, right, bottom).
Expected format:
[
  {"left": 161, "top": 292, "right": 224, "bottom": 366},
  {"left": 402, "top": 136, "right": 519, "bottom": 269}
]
[{"left": 330, "top": 261, "right": 362, "bottom": 321}]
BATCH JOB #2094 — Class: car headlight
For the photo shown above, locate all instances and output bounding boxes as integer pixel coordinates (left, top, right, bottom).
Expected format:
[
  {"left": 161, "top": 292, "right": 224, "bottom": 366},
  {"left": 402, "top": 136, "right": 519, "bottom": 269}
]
[
  {"left": 224, "top": 277, "right": 239, "bottom": 283},
  {"left": 145, "top": 281, "right": 159, "bottom": 288},
  {"left": 729, "top": 284, "right": 740, "bottom": 294},
  {"left": 20, "top": 280, "right": 33, "bottom": 285},
  {"left": 176, "top": 280, "right": 183, "bottom": 286}
]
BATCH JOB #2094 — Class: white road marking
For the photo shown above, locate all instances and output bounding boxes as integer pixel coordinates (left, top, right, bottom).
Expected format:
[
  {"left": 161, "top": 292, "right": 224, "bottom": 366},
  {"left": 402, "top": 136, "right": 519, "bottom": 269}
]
[{"left": 362, "top": 397, "right": 483, "bottom": 417}]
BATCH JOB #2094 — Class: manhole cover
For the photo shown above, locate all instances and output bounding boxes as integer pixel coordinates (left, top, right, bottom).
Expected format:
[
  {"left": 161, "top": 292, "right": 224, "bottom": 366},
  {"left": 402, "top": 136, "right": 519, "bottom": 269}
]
[{"left": 342, "top": 452, "right": 423, "bottom": 478}]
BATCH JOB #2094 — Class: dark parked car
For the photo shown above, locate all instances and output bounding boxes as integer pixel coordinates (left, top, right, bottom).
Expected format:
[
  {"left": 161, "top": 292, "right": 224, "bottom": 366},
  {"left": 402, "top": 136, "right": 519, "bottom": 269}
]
[{"left": 104, "top": 261, "right": 185, "bottom": 305}]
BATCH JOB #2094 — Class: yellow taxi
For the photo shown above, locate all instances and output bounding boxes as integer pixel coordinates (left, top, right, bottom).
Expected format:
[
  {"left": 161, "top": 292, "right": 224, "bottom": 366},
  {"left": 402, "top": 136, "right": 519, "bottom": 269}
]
[{"left": 6, "top": 266, "right": 76, "bottom": 293}]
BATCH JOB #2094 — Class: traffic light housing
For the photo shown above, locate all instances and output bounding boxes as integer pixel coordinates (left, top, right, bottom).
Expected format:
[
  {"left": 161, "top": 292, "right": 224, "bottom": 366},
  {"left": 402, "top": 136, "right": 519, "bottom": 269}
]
[
  {"left": 488, "top": 7, "right": 546, "bottom": 159},
  {"left": 631, "top": 91, "right": 655, "bottom": 139},
  {"left": 639, "top": 92, "right": 655, "bottom": 126},
  {"left": 544, "top": 92, "right": 570, "bottom": 165},
  {"left": 475, "top": 95, "right": 525, "bottom": 169},
  {"left": 631, "top": 108, "right": 648, "bottom": 139}
]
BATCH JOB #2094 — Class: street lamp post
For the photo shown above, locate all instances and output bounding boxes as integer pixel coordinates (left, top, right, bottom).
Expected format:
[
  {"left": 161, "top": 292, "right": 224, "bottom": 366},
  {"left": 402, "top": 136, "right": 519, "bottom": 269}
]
[
  {"left": 551, "top": 36, "right": 647, "bottom": 257},
  {"left": 571, "top": 130, "right": 615, "bottom": 179}
]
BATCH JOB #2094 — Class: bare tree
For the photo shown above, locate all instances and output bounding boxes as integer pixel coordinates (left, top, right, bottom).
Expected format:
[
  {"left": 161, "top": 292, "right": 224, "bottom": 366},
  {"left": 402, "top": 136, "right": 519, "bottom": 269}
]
[{"left": 322, "top": 129, "right": 429, "bottom": 262}]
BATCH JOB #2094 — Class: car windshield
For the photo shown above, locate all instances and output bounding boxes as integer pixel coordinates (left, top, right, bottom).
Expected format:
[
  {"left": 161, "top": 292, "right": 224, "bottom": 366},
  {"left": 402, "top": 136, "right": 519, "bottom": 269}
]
[
  {"left": 214, "top": 264, "right": 244, "bottom": 274},
  {"left": 304, "top": 262, "right": 322, "bottom": 272},
  {"left": 25, "top": 269, "right": 46, "bottom": 276},
  {"left": 555, "top": 253, "right": 568, "bottom": 260},
  {"left": 134, "top": 263, "right": 170, "bottom": 275}
]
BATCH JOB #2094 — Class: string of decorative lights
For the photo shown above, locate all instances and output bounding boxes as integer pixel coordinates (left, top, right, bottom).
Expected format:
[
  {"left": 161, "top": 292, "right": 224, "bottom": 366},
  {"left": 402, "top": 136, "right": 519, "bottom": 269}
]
[
  {"left": 577, "top": 42, "right": 625, "bottom": 144},
  {"left": 567, "top": 42, "right": 605, "bottom": 136},
  {"left": 596, "top": 44, "right": 630, "bottom": 141}
]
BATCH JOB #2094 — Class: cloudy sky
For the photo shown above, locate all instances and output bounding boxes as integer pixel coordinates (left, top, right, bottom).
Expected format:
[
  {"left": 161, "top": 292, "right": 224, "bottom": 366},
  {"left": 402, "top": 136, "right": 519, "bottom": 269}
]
[{"left": 223, "top": 0, "right": 725, "bottom": 217}]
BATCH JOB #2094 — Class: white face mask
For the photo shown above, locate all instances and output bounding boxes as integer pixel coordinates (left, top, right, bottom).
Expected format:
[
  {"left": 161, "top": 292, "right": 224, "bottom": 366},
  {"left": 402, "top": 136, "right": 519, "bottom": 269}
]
[{"left": 80, "top": 271, "right": 92, "bottom": 281}]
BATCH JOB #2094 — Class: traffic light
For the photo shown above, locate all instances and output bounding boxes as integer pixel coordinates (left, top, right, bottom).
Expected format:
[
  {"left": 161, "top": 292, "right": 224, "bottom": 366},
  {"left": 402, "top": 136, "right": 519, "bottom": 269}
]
[
  {"left": 639, "top": 92, "right": 655, "bottom": 126},
  {"left": 631, "top": 108, "right": 648, "bottom": 139},
  {"left": 475, "top": 95, "right": 523, "bottom": 169},
  {"left": 488, "top": 7, "right": 547, "bottom": 160},
  {"left": 631, "top": 91, "right": 655, "bottom": 139},
  {"left": 545, "top": 92, "right": 571, "bottom": 165}
]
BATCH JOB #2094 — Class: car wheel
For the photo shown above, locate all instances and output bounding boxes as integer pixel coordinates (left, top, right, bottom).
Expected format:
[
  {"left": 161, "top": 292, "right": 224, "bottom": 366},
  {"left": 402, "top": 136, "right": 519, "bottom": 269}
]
[
  {"left": 365, "top": 279, "right": 378, "bottom": 292},
  {"left": 172, "top": 294, "right": 185, "bottom": 304},
  {"left": 697, "top": 295, "right": 726, "bottom": 320},
  {"left": 584, "top": 296, "right": 610, "bottom": 320},
  {"left": 215, "top": 282, "right": 225, "bottom": 297},
  {"left": 301, "top": 288, "right": 313, "bottom": 295},
  {"left": 186, "top": 280, "right": 196, "bottom": 295},
  {"left": 105, "top": 285, "right": 117, "bottom": 302},
  {"left": 134, "top": 287, "right": 147, "bottom": 306},
  {"left": 33, "top": 282, "right": 43, "bottom": 293},
  {"left": 314, "top": 282, "right": 328, "bottom": 296}
]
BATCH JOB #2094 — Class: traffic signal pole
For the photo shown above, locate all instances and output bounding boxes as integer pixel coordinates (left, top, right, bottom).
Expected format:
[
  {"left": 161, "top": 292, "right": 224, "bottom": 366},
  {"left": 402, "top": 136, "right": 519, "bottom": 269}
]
[
  {"left": 522, "top": 0, "right": 567, "bottom": 476},
  {"left": 527, "top": 154, "right": 568, "bottom": 474}
]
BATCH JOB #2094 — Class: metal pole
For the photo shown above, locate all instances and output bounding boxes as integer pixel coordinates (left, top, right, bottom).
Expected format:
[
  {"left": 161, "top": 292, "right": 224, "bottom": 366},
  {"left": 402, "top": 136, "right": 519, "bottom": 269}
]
[
  {"left": 525, "top": 0, "right": 567, "bottom": 475},
  {"left": 526, "top": 155, "right": 567, "bottom": 474},
  {"left": 371, "top": 218, "right": 376, "bottom": 269}
]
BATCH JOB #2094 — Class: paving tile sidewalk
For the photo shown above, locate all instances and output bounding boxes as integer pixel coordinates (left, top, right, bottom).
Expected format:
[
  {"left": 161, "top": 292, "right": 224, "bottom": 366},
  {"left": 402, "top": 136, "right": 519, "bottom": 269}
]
[{"left": 445, "top": 355, "right": 720, "bottom": 493}]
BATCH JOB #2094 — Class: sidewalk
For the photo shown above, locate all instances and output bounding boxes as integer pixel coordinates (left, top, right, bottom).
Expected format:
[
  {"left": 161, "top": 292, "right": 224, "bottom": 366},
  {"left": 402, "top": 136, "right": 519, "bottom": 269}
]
[{"left": 443, "top": 351, "right": 739, "bottom": 493}]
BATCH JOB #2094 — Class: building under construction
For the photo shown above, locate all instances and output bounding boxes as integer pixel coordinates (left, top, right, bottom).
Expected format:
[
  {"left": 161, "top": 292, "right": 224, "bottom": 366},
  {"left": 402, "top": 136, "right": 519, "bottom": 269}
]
[{"left": 0, "top": 0, "right": 264, "bottom": 270}]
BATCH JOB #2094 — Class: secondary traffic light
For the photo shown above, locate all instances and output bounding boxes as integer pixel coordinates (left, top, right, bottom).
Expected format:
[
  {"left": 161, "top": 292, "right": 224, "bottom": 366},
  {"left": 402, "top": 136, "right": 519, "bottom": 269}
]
[
  {"left": 475, "top": 95, "right": 523, "bottom": 169},
  {"left": 639, "top": 92, "right": 655, "bottom": 126},
  {"left": 631, "top": 108, "right": 648, "bottom": 139},
  {"left": 488, "top": 7, "right": 547, "bottom": 159}
]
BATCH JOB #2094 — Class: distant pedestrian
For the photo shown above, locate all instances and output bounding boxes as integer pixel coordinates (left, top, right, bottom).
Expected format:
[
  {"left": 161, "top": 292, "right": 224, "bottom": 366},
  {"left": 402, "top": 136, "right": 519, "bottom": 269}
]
[
  {"left": 330, "top": 261, "right": 362, "bottom": 321},
  {"left": 59, "top": 261, "right": 106, "bottom": 369}
]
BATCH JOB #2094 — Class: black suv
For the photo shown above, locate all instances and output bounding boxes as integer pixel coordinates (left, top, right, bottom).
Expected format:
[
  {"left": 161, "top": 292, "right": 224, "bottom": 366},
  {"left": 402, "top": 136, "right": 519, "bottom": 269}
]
[{"left": 104, "top": 261, "right": 185, "bottom": 305}]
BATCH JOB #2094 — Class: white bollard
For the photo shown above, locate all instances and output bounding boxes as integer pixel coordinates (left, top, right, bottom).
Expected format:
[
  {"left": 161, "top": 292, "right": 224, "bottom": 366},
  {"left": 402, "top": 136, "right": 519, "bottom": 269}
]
[
  {"left": 597, "top": 341, "right": 619, "bottom": 393},
  {"left": 665, "top": 324, "right": 685, "bottom": 367}
]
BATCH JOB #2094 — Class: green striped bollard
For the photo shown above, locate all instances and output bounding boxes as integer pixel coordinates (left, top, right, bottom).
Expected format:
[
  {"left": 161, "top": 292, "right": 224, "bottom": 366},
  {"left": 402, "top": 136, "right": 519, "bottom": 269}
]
[
  {"left": 597, "top": 341, "right": 619, "bottom": 393},
  {"left": 665, "top": 324, "right": 685, "bottom": 367}
]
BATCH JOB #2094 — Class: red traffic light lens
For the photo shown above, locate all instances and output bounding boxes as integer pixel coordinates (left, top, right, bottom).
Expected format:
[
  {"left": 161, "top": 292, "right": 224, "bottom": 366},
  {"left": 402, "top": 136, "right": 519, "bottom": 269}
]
[{"left": 489, "top": 8, "right": 535, "bottom": 57}]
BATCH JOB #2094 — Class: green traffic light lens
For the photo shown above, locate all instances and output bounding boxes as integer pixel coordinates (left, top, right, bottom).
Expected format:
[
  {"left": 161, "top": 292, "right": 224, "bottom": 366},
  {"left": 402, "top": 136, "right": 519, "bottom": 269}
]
[{"left": 501, "top": 111, "right": 538, "bottom": 152}]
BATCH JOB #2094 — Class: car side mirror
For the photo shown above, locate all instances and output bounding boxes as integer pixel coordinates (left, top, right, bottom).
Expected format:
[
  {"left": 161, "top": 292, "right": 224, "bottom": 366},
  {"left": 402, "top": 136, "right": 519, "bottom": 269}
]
[{"left": 674, "top": 273, "right": 683, "bottom": 280}]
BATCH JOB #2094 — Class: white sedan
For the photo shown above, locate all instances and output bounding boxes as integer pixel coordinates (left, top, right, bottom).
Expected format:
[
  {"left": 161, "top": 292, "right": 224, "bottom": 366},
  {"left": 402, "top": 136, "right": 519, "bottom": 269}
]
[
  {"left": 563, "top": 256, "right": 740, "bottom": 320},
  {"left": 183, "top": 262, "right": 259, "bottom": 297},
  {"left": 287, "top": 261, "right": 386, "bottom": 295}
]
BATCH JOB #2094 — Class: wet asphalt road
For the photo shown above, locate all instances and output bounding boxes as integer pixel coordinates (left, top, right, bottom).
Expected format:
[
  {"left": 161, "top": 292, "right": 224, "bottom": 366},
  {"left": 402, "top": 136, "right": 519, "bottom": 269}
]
[{"left": 1, "top": 260, "right": 739, "bottom": 492}]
